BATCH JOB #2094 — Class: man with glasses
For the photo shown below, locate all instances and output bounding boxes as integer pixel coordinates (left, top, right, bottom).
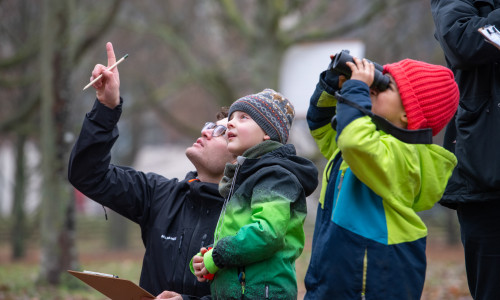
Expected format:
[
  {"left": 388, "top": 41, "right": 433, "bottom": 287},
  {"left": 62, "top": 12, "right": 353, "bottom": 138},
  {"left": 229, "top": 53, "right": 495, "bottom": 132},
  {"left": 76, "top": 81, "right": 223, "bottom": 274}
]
[{"left": 68, "top": 42, "right": 236, "bottom": 299}]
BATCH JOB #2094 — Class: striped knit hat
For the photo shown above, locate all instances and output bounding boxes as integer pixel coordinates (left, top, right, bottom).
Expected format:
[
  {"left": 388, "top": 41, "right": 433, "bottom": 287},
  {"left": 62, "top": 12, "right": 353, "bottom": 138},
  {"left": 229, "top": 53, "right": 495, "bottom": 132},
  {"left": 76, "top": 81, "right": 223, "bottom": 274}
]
[
  {"left": 229, "top": 89, "right": 295, "bottom": 144},
  {"left": 383, "top": 59, "right": 459, "bottom": 136}
]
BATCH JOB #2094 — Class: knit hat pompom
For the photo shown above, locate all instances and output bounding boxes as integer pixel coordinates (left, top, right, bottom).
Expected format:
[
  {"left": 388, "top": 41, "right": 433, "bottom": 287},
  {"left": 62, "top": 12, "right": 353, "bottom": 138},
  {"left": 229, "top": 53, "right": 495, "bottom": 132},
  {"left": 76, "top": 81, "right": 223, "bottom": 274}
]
[
  {"left": 383, "top": 59, "right": 459, "bottom": 136},
  {"left": 229, "top": 89, "right": 295, "bottom": 144}
]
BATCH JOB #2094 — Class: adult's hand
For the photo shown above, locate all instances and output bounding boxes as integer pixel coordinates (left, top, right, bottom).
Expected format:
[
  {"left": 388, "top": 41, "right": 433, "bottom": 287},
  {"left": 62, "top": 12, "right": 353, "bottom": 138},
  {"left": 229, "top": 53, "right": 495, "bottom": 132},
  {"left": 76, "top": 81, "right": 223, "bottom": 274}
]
[
  {"left": 89, "top": 42, "right": 121, "bottom": 109},
  {"left": 141, "top": 290, "right": 183, "bottom": 300}
]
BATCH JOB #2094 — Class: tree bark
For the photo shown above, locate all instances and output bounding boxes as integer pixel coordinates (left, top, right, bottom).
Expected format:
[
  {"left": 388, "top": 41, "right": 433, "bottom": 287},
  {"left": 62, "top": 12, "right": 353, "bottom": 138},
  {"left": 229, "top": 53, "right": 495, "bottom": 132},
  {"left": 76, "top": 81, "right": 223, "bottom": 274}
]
[
  {"left": 39, "top": 0, "right": 78, "bottom": 285},
  {"left": 11, "top": 133, "right": 27, "bottom": 260},
  {"left": 446, "top": 208, "right": 460, "bottom": 245}
]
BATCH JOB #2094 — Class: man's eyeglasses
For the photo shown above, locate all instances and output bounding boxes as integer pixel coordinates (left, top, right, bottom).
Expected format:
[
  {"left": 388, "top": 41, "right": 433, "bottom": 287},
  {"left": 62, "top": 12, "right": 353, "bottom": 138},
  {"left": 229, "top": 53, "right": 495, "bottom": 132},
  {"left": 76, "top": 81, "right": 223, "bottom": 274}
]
[{"left": 202, "top": 122, "right": 227, "bottom": 137}]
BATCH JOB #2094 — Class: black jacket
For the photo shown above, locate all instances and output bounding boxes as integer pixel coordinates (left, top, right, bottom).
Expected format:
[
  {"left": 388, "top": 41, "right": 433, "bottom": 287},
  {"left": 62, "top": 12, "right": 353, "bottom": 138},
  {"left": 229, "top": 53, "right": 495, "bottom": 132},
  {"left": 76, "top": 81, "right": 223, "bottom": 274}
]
[
  {"left": 431, "top": 0, "right": 500, "bottom": 207},
  {"left": 68, "top": 99, "right": 221, "bottom": 299}
]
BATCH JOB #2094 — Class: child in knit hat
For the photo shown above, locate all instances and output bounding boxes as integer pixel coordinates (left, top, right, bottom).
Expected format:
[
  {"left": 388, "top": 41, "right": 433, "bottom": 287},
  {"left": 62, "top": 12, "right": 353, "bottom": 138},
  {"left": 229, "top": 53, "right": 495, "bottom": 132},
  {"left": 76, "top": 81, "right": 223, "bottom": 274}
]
[
  {"left": 304, "top": 56, "right": 459, "bottom": 300},
  {"left": 191, "top": 89, "right": 319, "bottom": 299}
]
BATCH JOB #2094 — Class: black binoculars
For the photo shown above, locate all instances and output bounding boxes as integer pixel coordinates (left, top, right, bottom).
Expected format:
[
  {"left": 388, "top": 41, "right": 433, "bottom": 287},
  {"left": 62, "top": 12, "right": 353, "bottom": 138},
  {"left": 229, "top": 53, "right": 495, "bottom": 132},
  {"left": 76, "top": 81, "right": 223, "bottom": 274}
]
[{"left": 328, "top": 50, "right": 390, "bottom": 91}]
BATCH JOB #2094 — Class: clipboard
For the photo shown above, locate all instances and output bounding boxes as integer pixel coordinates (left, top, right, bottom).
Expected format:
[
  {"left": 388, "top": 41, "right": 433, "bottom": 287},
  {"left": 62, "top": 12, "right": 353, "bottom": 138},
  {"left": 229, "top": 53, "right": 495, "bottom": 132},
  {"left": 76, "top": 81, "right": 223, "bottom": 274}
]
[
  {"left": 68, "top": 270, "right": 155, "bottom": 300},
  {"left": 478, "top": 25, "right": 500, "bottom": 50}
]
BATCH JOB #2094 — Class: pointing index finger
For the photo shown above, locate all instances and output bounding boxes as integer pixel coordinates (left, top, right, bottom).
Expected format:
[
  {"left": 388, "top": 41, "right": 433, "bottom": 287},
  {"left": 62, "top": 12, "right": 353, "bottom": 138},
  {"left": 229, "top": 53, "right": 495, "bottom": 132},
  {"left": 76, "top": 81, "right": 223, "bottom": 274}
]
[{"left": 106, "top": 42, "right": 116, "bottom": 67}]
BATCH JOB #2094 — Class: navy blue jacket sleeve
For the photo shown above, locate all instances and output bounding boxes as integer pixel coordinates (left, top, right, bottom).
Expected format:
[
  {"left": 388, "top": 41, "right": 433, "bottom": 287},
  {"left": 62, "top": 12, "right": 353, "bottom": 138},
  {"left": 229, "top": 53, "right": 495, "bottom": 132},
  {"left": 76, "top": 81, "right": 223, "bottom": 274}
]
[
  {"left": 306, "top": 70, "right": 341, "bottom": 130},
  {"left": 336, "top": 80, "right": 372, "bottom": 137}
]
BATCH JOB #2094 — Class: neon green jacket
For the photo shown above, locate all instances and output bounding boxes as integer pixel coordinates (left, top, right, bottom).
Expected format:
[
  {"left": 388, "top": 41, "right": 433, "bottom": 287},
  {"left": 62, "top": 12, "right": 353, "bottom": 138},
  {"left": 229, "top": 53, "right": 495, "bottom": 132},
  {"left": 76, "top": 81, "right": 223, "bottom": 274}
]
[
  {"left": 304, "top": 77, "right": 457, "bottom": 299},
  {"left": 314, "top": 81, "right": 457, "bottom": 242},
  {"left": 194, "top": 141, "right": 318, "bottom": 299}
]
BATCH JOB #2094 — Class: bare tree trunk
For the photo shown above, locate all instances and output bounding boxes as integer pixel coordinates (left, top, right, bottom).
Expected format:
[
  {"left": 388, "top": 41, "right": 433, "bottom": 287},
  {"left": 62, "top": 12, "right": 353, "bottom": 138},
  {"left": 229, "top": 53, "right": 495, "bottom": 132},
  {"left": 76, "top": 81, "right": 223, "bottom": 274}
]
[
  {"left": 107, "top": 111, "right": 144, "bottom": 250},
  {"left": 11, "top": 133, "right": 27, "bottom": 260},
  {"left": 446, "top": 208, "right": 460, "bottom": 245},
  {"left": 106, "top": 127, "right": 133, "bottom": 251},
  {"left": 40, "top": 0, "right": 59, "bottom": 283},
  {"left": 39, "top": 0, "right": 78, "bottom": 285},
  {"left": 108, "top": 210, "right": 129, "bottom": 250}
]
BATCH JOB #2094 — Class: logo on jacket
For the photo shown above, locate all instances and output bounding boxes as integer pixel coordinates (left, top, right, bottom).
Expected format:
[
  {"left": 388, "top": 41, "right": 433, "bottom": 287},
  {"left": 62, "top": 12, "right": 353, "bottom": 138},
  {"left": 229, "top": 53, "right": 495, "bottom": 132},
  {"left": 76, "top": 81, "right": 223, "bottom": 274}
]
[{"left": 161, "top": 235, "right": 177, "bottom": 241}]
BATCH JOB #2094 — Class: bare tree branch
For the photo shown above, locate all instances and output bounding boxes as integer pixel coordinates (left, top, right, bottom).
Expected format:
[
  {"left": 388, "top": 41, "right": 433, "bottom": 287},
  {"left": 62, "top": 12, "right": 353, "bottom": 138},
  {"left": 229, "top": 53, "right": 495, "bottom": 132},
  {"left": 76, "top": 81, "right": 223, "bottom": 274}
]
[
  {"left": 74, "top": 0, "right": 123, "bottom": 63},
  {"left": 288, "top": 0, "right": 413, "bottom": 45},
  {"left": 0, "top": 38, "right": 39, "bottom": 69},
  {"left": 285, "top": 0, "right": 331, "bottom": 36},
  {"left": 151, "top": 24, "right": 198, "bottom": 70},
  {"left": 124, "top": 17, "right": 237, "bottom": 108},
  {"left": 0, "top": 72, "right": 36, "bottom": 88},
  {"left": 216, "top": 0, "right": 252, "bottom": 38},
  {"left": 0, "top": 94, "right": 39, "bottom": 133}
]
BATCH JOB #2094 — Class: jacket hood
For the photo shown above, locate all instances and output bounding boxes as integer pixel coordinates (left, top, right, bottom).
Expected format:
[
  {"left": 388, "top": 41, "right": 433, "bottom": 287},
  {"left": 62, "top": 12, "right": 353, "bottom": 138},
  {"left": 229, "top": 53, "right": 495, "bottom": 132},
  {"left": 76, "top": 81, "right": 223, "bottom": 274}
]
[{"left": 236, "top": 143, "right": 319, "bottom": 197}]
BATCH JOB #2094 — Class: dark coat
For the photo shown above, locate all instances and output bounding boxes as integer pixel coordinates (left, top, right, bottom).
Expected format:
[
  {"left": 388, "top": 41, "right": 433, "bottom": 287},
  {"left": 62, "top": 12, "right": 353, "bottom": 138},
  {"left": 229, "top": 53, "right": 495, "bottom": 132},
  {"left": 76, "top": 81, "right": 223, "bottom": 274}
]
[
  {"left": 431, "top": 0, "right": 500, "bottom": 207},
  {"left": 68, "top": 100, "right": 221, "bottom": 299}
]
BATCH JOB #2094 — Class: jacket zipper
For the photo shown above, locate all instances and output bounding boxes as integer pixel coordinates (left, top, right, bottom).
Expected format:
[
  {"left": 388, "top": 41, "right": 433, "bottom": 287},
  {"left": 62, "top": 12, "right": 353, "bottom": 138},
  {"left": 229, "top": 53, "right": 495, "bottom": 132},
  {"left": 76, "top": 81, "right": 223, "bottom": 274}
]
[
  {"left": 213, "top": 158, "right": 244, "bottom": 299},
  {"left": 361, "top": 248, "right": 368, "bottom": 299},
  {"left": 331, "top": 170, "right": 345, "bottom": 219},
  {"left": 178, "top": 232, "right": 184, "bottom": 254},
  {"left": 200, "top": 233, "right": 207, "bottom": 252},
  {"left": 215, "top": 159, "right": 243, "bottom": 243},
  {"left": 238, "top": 267, "right": 246, "bottom": 297},
  {"left": 169, "top": 231, "right": 183, "bottom": 278}
]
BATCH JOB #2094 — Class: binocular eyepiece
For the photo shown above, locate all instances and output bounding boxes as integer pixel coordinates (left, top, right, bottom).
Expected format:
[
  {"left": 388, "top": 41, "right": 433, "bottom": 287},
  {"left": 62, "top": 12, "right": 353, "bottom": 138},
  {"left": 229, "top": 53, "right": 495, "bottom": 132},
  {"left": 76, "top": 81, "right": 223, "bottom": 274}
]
[{"left": 328, "top": 50, "right": 390, "bottom": 91}]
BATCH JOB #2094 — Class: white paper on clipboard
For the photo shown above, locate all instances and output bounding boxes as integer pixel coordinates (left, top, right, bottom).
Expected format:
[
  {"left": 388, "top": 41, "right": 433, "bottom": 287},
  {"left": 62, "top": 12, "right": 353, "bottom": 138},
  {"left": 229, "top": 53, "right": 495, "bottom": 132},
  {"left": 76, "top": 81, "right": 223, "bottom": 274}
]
[{"left": 478, "top": 25, "right": 500, "bottom": 50}]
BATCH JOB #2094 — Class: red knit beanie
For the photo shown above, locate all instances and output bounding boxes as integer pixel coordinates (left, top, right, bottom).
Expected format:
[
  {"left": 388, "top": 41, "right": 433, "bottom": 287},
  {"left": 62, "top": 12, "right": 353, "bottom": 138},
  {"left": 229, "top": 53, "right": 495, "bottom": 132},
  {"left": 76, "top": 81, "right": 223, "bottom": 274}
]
[{"left": 383, "top": 59, "right": 459, "bottom": 136}]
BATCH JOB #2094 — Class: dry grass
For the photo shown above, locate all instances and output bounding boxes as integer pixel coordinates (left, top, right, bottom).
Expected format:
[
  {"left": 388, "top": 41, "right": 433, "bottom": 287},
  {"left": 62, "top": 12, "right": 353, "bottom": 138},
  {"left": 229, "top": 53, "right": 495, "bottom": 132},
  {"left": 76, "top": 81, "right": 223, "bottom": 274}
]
[{"left": 0, "top": 216, "right": 472, "bottom": 300}]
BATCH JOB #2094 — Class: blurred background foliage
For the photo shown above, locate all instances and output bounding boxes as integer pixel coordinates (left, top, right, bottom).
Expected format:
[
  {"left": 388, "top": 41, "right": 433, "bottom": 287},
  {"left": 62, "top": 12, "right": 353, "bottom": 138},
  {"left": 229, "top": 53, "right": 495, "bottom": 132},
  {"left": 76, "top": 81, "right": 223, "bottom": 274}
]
[{"left": 0, "top": 0, "right": 465, "bottom": 298}]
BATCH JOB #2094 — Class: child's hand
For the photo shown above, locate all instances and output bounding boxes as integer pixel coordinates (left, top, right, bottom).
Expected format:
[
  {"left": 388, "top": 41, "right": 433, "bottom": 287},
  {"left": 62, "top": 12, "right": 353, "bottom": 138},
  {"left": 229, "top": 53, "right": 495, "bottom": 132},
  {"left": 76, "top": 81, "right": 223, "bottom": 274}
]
[
  {"left": 193, "top": 247, "right": 209, "bottom": 282},
  {"left": 346, "top": 57, "right": 375, "bottom": 88}
]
